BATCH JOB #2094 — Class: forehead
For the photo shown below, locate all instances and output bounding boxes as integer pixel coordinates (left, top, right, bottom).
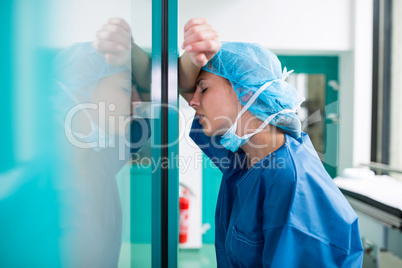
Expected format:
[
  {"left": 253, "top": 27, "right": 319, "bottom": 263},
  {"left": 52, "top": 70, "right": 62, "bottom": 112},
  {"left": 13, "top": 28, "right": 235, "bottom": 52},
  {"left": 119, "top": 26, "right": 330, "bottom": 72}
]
[
  {"left": 197, "top": 70, "right": 228, "bottom": 84},
  {"left": 99, "top": 70, "right": 132, "bottom": 84},
  {"left": 113, "top": 70, "right": 132, "bottom": 80},
  {"left": 198, "top": 70, "right": 217, "bottom": 79}
]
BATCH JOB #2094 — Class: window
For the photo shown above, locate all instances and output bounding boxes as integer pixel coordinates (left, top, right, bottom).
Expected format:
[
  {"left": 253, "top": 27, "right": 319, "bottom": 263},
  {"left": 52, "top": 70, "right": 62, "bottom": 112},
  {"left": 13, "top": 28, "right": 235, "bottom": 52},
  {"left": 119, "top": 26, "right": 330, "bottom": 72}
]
[{"left": 371, "top": 0, "right": 402, "bottom": 179}]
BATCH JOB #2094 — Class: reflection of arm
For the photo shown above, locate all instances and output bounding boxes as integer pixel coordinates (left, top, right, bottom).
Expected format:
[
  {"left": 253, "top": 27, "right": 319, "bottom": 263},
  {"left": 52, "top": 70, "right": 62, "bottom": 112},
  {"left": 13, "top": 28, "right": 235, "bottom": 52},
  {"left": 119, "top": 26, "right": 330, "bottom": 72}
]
[
  {"left": 132, "top": 41, "right": 197, "bottom": 99},
  {"left": 130, "top": 42, "right": 151, "bottom": 92},
  {"left": 93, "top": 18, "right": 151, "bottom": 93}
]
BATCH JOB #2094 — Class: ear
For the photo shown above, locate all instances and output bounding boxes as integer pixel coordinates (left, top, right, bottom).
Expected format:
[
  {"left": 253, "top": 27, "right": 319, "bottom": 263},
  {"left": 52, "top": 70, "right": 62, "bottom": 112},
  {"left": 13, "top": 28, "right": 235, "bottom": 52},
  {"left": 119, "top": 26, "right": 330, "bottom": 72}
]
[
  {"left": 222, "top": 78, "right": 234, "bottom": 94},
  {"left": 240, "top": 90, "right": 253, "bottom": 103},
  {"left": 224, "top": 78, "right": 231, "bottom": 86}
]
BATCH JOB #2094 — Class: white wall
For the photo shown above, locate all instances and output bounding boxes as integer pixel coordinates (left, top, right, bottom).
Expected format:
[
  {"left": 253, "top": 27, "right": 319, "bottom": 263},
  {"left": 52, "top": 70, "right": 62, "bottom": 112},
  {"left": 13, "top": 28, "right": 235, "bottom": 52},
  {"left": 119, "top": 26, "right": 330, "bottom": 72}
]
[
  {"left": 46, "top": 0, "right": 151, "bottom": 48},
  {"left": 47, "top": 0, "right": 353, "bottom": 51},
  {"left": 179, "top": 0, "right": 352, "bottom": 51}
]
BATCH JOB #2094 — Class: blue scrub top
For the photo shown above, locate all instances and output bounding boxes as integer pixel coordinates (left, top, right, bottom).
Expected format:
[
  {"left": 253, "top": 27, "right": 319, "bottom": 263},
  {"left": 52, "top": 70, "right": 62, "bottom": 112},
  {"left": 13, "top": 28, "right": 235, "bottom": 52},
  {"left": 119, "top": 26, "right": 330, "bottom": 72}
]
[{"left": 190, "top": 118, "right": 363, "bottom": 267}]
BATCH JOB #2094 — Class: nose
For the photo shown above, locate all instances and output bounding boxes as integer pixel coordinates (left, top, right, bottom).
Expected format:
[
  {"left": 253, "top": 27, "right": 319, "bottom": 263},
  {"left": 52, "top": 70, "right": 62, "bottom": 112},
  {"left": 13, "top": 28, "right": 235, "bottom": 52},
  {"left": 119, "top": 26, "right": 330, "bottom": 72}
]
[
  {"left": 188, "top": 91, "right": 200, "bottom": 108},
  {"left": 131, "top": 86, "right": 142, "bottom": 103}
]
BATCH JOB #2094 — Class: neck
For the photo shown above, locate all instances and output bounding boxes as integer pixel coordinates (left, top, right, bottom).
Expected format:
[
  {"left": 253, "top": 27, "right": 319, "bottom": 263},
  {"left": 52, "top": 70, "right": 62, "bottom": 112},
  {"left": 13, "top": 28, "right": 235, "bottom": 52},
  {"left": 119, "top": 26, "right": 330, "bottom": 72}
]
[{"left": 239, "top": 124, "right": 285, "bottom": 169}]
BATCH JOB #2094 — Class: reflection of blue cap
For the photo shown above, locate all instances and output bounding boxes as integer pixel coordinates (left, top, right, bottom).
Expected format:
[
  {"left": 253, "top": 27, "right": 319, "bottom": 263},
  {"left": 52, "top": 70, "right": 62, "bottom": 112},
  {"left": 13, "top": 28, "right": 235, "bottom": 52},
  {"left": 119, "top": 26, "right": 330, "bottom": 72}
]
[
  {"left": 201, "top": 42, "right": 302, "bottom": 139},
  {"left": 54, "top": 42, "right": 128, "bottom": 101}
]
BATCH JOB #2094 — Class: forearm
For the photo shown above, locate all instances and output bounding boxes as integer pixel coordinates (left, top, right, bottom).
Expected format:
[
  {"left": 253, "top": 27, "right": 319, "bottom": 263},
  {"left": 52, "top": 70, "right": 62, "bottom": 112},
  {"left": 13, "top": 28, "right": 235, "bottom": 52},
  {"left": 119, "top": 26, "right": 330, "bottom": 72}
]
[
  {"left": 128, "top": 42, "right": 152, "bottom": 92},
  {"left": 178, "top": 52, "right": 200, "bottom": 96},
  {"left": 129, "top": 45, "right": 198, "bottom": 100}
]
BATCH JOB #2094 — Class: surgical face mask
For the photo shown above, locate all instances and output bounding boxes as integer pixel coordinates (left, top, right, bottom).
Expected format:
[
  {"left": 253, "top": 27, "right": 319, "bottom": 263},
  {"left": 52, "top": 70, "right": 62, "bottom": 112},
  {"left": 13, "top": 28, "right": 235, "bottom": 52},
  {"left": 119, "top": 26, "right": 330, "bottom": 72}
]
[
  {"left": 220, "top": 73, "right": 303, "bottom": 153},
  {"left": 73, "top": 120, "right": 115, "bottom": 152}
]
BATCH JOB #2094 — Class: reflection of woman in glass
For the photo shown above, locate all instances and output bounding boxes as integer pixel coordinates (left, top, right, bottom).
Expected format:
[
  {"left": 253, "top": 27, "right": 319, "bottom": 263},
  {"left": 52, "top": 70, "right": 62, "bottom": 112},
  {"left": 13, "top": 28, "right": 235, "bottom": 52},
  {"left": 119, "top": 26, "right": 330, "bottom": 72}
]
[
  {"left": 54, "top": 18, "right": 220, "bottom": 267},
  {"left": 180, "top": 20, "right": 364, "bottom": 267},
  {"left": 54, "top": 41, "right": 149, "bottom": 267}
]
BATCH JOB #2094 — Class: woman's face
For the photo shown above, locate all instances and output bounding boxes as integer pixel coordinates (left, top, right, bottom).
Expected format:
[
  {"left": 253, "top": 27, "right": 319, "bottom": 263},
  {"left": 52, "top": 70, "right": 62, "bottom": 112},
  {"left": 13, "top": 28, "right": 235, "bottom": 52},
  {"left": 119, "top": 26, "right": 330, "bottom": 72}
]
[
  {"left": 88, "top": 70, "right": 141, "bottom": 136},
  {"left": 189, "top": 71, "right": 240, "bottom": 136}
]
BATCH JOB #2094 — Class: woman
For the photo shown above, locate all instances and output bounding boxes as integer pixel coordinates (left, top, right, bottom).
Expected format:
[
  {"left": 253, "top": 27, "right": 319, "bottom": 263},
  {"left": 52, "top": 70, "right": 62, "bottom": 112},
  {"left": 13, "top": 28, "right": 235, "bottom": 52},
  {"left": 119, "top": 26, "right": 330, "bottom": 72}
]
[{"left": 180, "top": 20, "right": 364, "bottom": 267}]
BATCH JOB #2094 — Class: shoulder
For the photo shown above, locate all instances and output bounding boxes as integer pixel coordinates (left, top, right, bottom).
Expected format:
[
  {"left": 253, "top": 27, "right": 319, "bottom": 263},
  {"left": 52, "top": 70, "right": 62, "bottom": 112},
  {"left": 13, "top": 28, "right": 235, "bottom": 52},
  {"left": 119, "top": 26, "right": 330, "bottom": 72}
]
[
  {"left": 288, "top": 132, "right": 323, "bottom": 163},
  {"left": 258, "top": 148, "right": 298, "bottom": 203},
  {"left": 258, "top": 135, "right": 299, "bottom": 187}
]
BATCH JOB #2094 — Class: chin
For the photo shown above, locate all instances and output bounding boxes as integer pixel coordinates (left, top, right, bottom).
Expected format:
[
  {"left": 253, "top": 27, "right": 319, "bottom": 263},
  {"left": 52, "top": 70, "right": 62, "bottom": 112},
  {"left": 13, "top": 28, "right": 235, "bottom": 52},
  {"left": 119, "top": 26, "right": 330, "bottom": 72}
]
[
  {"left": 201, "top": 125, "right": 225, "bottom": 137},
  {"left": 202, "top": 129, "right": 213, "bottom": 137}
]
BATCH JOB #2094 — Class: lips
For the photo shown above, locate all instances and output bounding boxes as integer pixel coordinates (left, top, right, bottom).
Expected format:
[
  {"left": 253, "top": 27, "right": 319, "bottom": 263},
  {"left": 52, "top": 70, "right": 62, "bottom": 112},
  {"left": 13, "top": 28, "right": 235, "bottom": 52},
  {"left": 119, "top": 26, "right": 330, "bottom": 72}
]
[{"left": 196, "top": 113, "right": 205, "bottom": 123}]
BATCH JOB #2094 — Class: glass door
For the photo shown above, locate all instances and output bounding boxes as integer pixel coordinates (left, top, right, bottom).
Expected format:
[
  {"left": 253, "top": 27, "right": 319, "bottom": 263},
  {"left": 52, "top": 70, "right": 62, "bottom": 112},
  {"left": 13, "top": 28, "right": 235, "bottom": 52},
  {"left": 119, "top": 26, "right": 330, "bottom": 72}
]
[
  {"left": 278, "top": 56, "right": 339, "bottom": 178},
  {"left": 149, "top": 0, "right": 179, "bottom": 267},
  {"left": 0, "top": 0, "right": 179, "bottom": 267}
]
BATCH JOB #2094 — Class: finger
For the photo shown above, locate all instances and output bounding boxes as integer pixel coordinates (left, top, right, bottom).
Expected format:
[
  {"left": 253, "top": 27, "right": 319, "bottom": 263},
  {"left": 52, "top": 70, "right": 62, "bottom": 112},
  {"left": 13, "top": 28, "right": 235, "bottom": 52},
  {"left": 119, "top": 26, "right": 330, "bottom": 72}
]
[
  {"left": 96, "top": 29, "right": 131, "bottom": 49},
  {"left": 104, "top": 53, "right": 123, "bottom": 66},
  {"left": 184, "top": 40, "right": 221, "bottom": 54},
  {"left": 184, "top": 18, "right": 208, "bottom": 33},
  {"left": 182, "top": 27, "right": 219, "bottom": 49},
  {"left": 183, "top": 23, "right": 214, "bottom": 41},
  {"left": 108, "top": 18, "right": 131, "bottom": 33},
  {"left": 102, "top": 24, "right": 131, "bottom": 41},
  {"left": 93, "top": 39, "right": 127, "bottom": 54},
  {"left": 194, "top": 53, "right": 208, "bottom": 67}
]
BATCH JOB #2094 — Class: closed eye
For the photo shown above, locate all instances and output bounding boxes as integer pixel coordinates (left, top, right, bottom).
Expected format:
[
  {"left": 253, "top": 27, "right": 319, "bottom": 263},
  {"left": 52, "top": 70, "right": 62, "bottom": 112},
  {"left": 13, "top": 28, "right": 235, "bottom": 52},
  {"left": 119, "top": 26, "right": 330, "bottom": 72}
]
[
  {"left": 122, "top": 87, "right": 131, "bottom": 93},
  {"left": 201, "top": 87, "right": 208, "bottom": 93}
]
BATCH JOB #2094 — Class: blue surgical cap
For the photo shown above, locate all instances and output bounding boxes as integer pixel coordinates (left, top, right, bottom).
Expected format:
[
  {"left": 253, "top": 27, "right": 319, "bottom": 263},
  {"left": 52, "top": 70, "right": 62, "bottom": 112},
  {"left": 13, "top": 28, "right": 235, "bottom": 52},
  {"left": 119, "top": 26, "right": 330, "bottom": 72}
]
[
  {"left": 201, "top": 42, "right": 302, "bottom": 139},
  {"left": 52, "top": 42, "right": 129, "bottom": 121},
  {"left": 54, "top": 42, "right": 128, "bottom": 101}
]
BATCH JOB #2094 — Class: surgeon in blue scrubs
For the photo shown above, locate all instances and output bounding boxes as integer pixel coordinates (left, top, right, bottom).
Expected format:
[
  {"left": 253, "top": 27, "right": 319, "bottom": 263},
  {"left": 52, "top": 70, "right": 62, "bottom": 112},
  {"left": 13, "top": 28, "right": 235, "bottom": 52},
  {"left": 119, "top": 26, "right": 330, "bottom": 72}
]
[{"left": 180, "top": 19, "right": 364, "bottom": 267}]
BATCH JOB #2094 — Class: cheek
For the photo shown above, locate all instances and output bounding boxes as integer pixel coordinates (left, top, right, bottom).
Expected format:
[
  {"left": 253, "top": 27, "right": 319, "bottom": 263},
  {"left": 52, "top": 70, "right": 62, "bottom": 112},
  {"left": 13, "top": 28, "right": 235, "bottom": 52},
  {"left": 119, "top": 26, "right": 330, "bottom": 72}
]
[
  {"left": 213, "top": 105, "right": 237, "bottom": 128},
  {"left": 104, "top": 90, "right": 132, "bottom": 115},
  {"left": 203, "top": 95, "right": 239, "bottom": 134}
]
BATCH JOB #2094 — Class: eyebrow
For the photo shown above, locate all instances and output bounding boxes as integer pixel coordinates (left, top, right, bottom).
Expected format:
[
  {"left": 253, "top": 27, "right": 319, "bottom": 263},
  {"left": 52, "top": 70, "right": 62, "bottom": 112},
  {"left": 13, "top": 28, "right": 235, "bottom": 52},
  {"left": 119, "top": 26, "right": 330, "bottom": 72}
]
[
  {"left": 196, "top": 78, "right": 206, "bottom": 87},
  {"left": 118, "top": 78, "right": 132, "bottom": 85}
]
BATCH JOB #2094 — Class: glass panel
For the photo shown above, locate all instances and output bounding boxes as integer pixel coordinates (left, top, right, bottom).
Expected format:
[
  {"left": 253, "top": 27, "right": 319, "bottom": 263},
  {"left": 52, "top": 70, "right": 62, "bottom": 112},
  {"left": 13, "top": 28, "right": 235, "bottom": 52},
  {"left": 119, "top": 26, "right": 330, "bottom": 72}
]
[
  {"left": 287, "top": 73, "right": 327, "bottom": 156},
  {"left": 126, "top": 0, "right": 153, "bottom": 267},
  {"left": 0, "top": 0, "right": 157, "bottom": 267},
  {"left": 390, "top": 0, "right": 402, "bottom": 180},
  {"left": 48, "top": 0, "right": 154, "bottom": 266},
  {"left": 1, "top": 1, "right": 62, "bottom": 266}
]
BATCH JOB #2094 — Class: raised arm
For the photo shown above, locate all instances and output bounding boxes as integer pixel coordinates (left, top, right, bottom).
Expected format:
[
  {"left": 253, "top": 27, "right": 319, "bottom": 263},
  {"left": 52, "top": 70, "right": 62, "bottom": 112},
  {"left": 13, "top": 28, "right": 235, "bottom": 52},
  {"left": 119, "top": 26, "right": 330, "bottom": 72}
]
[
  {"left": 93, "top": 18, "right": 151, "bottom": 92},
  {"left": 179, "top": 18, "right": 221, "bottom": 103},
  {"left": 93, "top": 17, "right": 220, "bottom": 103}
]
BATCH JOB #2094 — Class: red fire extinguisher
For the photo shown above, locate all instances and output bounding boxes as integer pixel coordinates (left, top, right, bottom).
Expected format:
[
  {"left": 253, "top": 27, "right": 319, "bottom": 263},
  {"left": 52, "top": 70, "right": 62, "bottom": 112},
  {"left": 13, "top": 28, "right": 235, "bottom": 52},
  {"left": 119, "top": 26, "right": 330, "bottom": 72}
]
[
  {"left": 179, "top": 183, "right": 193, "bottom": 244},
  {"left": 179, "top": 195, "right": 190, "bottom": 243}
]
